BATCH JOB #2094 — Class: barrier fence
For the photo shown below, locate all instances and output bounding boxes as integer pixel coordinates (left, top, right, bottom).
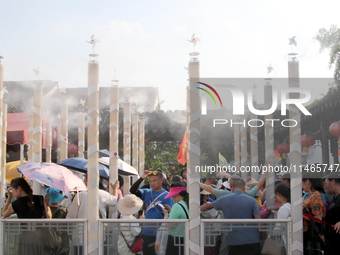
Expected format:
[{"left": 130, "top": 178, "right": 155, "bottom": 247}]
[
  {"left": 0, "top": 218, "right": 291, "bottom": 255},
  {"left": 201, "top": 219, "right": 291, "bottom": 255}
]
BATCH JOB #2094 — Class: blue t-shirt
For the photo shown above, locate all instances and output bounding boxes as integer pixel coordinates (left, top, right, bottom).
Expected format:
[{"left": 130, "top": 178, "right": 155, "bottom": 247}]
[
  {"left": 140, "top": 188, "right": 174, "bottom": 236},
  {"left": 211, "top": 190, "right": 260, "bottom": 246}
]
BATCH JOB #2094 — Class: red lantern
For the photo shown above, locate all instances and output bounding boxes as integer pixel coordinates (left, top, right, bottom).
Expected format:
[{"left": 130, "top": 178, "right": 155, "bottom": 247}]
[
  {"left": 68, "top": 144, "right": 78, "bottom": 155},
  {"left": 276, "top": 143, "right": 289, "bottom": 159},
  {"left": 301, "top": 134, "right": 315, "bottom": 147},
  {"left": 329, "top": 121, "right": 340, "bottom": 137},
  {"left": 276, "top": 143, "right": 290, "bottom": 154}
]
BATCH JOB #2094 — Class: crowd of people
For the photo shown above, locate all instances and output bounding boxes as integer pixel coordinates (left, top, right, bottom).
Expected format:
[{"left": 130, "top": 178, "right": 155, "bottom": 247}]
[{"left": 2, "top": 166, "right": 340, "bottom": 255}]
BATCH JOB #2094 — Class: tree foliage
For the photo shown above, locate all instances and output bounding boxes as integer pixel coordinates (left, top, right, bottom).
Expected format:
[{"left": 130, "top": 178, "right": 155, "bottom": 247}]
[
  {"left": 144, "top": 140, "right": 182, "bottom": 175},
  {"left": 314, "top": 25, "right": 340, "bottom": 85}
]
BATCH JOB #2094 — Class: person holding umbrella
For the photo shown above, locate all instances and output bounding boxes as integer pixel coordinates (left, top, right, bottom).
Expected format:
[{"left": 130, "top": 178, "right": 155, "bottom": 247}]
[{"left": 2, "top": 177, "right": 52, "bottom": 255}]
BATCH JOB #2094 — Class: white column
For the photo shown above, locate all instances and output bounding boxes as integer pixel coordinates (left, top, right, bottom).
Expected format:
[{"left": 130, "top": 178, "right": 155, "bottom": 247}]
[
  {"left": 123, "top": 99, "right": 131, "bottom": 195},
  {"left": 46, "top": 122, "right": 52, "bottom": 163},
  {"left": 28, "top": 113, "right": 33, "bottom": 161},
  {"left": 87, "top": 54, "right": 100, "bottom": 255},
  {"left": 240, "top": 116, "right": 247, "bottom": 181},
  {"left": 138, "top": 119, "right": 145, "bottom": 176},
  {"left": 264, "top": 81, "right": 275, "bottom": 208},
  {"left": 132, "top": 108, "right": 139, "bottom": 183},
  {"left": 109, "top": 84, "right": 119, "bottom": 218},
  {"left": 250, "top": 98, "right": 259, "bottom": 180},
  {"left": 188, "top": 58, "right": 200, "bottom": 255},
  {"left": 234, "top": 124, "right": 240, "bottom": 173},
  {"left": 60, "top": 104, "right": 68, "bottom": 161},
  {"left": 0, "top": 59, "right": 4, "bottom": 203},
  {"left": 78, "top": 114, "right": 85, "bottom": 158},
  {"left": 0, "top": 104, "right": 6, "bottom": 205},
  {"left": 32, "top": 85, "right": 42, "bottom": 195},
  {"left": 289, "top": 53, "right": 303, "bottom": 255}
]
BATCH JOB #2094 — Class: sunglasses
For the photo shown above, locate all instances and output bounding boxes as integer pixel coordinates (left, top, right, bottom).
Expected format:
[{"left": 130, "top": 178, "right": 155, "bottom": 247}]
[{"left": 148, "top": 171, "right": 160, "bottom": 176}]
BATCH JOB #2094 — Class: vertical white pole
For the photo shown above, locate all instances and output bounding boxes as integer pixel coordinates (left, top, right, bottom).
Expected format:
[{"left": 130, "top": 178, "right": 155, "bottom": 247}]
[
  {"left": 123, "top": 99, "right": 131, "bottom": 195},
  {"left": 46, "top": 122, "right": 52, "bottom": 163},
  {"left": 60, "top": 104, "right": 68, "bottom": 161},
  {"left": 78, "top": 114, "right": 85, "bottom": 158},
  {"left": 0, "top": 58, "right": 4, "bottom": 203},
  {"left": 234, "top": 124, "right": 240, "bottom": 173},
  {"left": 32, "top": 85, "right": 42, "bottom": 195},
  {"left": 250, "top": 97, "right": 259, "bottom": 180},
  {"left": 138, "top": 119, "right": 145, "bottom": 176},
  {"left": 28, "top": 113, "right": 33, "bottom": 161},
  {"left": 264, "top": 81, "right": 275, "bottom": 208},
  {"left": 109, "top": 84, "right": 119, "bottom": 218},
  {"left": 56, "top": 123, "right": 61, "bottom": 163},
  {"left": 288, "top": 53, "right": 303, "bottom": 255},
  {"left": 0, "top": 104, "right": 6, "bottom": 205},
  {"left": 240, "top": 117, "right": 247, "bottom": 181},
  {"left": 188, "top": 57, "right": 200, "bottom": 255},
  {"left": 87, "top": 53, "right": 100, "bottom": 255},
  {"left": 132, "top": 108, "right": 139, "bottom": 183}
]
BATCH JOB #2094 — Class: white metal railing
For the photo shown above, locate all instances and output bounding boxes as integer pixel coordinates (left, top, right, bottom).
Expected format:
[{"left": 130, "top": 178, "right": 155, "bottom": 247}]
[
  {"left": 200, "top": 218, "right": 292, "bottom": 255},
  {"left": 99, "top": 219, "right": 189, "bottom": 255},
  {"left": 0, "top": 218, "right": 291, "bottom": 255},
  {"left": 0, "top": 218, "right": 87, "bottom": 255}
]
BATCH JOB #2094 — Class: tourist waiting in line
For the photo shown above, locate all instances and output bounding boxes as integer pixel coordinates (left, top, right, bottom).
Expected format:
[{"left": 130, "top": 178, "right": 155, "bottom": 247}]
[
  {"left": 201, "top": 179, "right": 261, "bottom": 255},
  {"left": 302, "top": 172, "right": 326, "bottom": 254},
  {"left": 260, "top": 179, "right": 283, "bottom": 218},
  {"left": 200, "top": 172, "right": 266, "bottom": 200},
  {"left": 66, "top": 176, "right": 119, "bottom": 255},
  {"left": 160, "top": 182, "right": 189, "bottom": 255},
  {"left": 245, "top": 179, "right": 262, "bottom": 210},
  {"left": 130, "top": 169, "right": 174, "bottom": 255},
  {"left": 200, "top": 172, "right": 266, "bottom": 255},
  {"left": 324, "top": 173, "right": 340, "bottom": 255},
  {"left": 171, "top": 175, "right": 183, "bottom": 184},
  {"left": 117, "top": 194, "right": 143, "bottom": 255},
  {"left": 2, "top": 177, "right": 52, "bottom": 255},
  {"left": 46, "top": 187, "right": 69, "bottom": 255},
  {"left": 180, "top": 168, "right": 187, "bottom": 184},
  {"left": 282, "top": 173, "right": 290, "bottom": 187},
  {"left": 272, "top": 183, "right": 291, "bottom": 248},
  {"left": 204, "top": 172, "right": 218, "bottom": 200}
]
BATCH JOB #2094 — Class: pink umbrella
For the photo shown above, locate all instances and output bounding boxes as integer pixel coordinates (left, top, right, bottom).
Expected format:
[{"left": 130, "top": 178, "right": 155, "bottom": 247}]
[{"left": 18, "top": 162, "right": 87, "bottom": 192}]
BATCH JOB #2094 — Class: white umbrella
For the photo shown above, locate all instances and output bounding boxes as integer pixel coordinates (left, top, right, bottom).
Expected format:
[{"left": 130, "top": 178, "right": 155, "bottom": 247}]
[{"left": 99, "top": 157, "right": 139, "bottom": 176}]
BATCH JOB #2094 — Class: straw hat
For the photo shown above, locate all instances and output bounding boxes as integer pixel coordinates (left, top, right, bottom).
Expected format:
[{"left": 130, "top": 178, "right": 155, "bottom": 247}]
[
  {"left": 118, "top": 194, "right": 143, "bottom": 215},
  {"left": 246, "top": 179, "right": 261, "bottom": 196},
  {"left": 200, "top": 190, "right": 211, "bottom": 195}
]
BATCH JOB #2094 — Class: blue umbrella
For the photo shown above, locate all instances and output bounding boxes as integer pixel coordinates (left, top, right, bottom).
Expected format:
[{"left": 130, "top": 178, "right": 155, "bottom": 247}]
[{"left": 57, "top": 157, "right": 109, "bottom": 179}]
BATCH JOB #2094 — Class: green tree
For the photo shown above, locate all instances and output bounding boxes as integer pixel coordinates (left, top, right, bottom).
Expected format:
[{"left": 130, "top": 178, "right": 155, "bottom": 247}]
[
  {"left": 144, "top": 140, "right": 181, "bottom": 175},
  {"left": 314, "top": 25, "right": 340, "bottom": 85}
]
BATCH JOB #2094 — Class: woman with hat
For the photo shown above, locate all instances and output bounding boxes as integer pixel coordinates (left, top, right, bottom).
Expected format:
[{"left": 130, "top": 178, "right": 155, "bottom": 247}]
[
  {"left": 46, "top": 187, "right": 69, "bottom": 255},
  {"left": 117, "top": 194, "right": 143, "bottom": 255},
  {"left": 160, "top": 182, "right": 189, "bottom": 255},
  {"left": 200, "top": 190, "right": 218, "bottom": 219}
]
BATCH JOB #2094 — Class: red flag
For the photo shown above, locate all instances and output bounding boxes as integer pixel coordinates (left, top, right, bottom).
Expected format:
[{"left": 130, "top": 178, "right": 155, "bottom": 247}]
[{"left": 177, "top": 133, "right": 187, "bottom": 165}]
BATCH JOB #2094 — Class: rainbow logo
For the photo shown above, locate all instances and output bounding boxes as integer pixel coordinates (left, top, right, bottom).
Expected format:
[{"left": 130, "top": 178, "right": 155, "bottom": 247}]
[{"left": 196, "top": 82, "right": 223, "bottom": 106}]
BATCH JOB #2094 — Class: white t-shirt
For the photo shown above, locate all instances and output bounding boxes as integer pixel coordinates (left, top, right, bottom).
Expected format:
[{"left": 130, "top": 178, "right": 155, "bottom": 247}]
[
  {"left": 277, "top": 203, "right": 291, "bottom": 220},
  {"left": 66, "top": 190, "right": 117, "bottom": 219},
  {"left": 272, "top": 202, "right": 291, "bottom": 244}
]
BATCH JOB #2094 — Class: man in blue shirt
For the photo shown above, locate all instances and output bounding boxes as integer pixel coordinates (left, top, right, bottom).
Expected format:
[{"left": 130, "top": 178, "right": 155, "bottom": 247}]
[
  {"left": 130, "top": 169, "right": 174, "bottom": 255},
  {"left": 201, "top": 179, "right": 261, "bottom": 255}
]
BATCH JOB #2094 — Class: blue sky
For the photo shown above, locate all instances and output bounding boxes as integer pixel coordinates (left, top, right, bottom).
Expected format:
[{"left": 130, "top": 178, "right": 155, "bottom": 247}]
[{"left": 0, "top": 0, "right": 339, "bottom": 111}]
